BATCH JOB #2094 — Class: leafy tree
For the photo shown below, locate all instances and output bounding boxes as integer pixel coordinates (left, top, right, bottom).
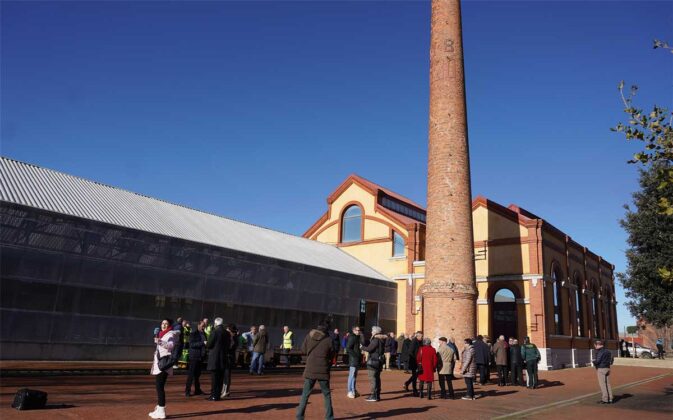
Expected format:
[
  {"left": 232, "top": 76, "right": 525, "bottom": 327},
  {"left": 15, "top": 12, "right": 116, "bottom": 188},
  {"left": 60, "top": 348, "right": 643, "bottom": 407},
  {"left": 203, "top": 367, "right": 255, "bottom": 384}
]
[
  {"left": 612, "top": 40, "right": 673, "bottom": 215},
  {"left": 618, "top": 163, "right": 673, "bottom": 328}
]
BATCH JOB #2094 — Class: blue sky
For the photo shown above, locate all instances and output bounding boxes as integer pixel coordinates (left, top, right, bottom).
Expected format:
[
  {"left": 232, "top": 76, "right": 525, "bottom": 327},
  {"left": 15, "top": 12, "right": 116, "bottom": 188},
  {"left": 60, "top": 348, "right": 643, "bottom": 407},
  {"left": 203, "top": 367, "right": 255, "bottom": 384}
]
[{"left": 2, "top": 1, "right": 672, "bottom": 331}]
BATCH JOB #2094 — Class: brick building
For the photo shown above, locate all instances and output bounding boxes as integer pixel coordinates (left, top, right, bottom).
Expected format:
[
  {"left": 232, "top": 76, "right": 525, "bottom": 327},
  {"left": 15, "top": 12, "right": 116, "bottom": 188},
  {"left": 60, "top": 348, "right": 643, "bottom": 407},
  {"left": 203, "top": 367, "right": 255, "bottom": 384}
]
[{"left": 304, "top": 174, "right": 619, "bottom": 369}]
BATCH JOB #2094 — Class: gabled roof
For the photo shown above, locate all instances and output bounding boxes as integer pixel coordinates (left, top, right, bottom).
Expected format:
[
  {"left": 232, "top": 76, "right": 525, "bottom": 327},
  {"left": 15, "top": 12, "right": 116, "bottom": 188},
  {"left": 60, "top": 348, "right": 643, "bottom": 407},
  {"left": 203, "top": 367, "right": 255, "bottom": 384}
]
[{"left": 0, "top": 156, "right": 390, "bottom": 282}]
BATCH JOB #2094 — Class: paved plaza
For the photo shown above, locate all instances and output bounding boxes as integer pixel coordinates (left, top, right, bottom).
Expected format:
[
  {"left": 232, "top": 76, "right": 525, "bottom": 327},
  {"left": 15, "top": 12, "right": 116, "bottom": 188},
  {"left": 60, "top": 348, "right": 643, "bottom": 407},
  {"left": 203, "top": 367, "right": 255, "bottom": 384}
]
[{"left": 1, "top": 365, "right": 671, "bottom": 419}]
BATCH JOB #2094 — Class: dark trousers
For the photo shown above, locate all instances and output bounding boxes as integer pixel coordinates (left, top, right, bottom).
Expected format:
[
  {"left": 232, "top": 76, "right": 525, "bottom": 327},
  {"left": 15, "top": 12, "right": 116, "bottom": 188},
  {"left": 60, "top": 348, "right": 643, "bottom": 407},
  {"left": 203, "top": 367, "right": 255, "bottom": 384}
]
[
  {"left": 155, "top": 371, "right": 168, "bottom": 407},
  {"left": 296, "top": 378, "right": 334, "bottom": 420},
  {"left": 526, "top": 362, "right": 538, "bottom": 388},
  {"left": 367, "top": 368, "right": 381, "bottom": 399},
  {"left": 185, "top": 360, "right": 203, "bottom": 393},
  {"left": 282, "top": 348, "right": 291, "bottom": 367},
  {"left": 464, "top": 376, "right": 474, "bottom": 398},
  {"left": 497, "top": 365, "right": 508, "bottom": 385},
  {"left": 510, "top": 363, "right": 523, "bottom": 385},
  {"left": 404, "top": 366, "right": 418, "bottom": 392},
  {"left": 438, "top": 374, "right": 454, "bottom": 398},
  {"left": 210, "top": 369, "right": 224, "bottom": 399},
  {"left": 477, "top": 364, "right": 489, "bottom": 385},
  {"left": 657, "top": 345, "right": 664, "bottom": 359},
  {"left": 222, "top": 367, "right": 232, "bottom": 396}
]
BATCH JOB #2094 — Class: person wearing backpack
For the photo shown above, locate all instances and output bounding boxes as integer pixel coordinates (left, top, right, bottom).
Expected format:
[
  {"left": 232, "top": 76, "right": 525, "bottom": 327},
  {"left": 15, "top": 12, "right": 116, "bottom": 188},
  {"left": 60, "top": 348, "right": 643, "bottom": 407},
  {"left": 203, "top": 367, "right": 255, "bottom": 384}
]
[
  {"left": 362, "top": 326, "right": 387, "bottom": 402},
  {"left": 295, "top": 320, "right": 335, "bottom": 420},
  {"left": 592, "top": 340, "right": 614, "bottom": 404},
  {"left": 149, "top": 318, "right": 180, "bottom": 419}
]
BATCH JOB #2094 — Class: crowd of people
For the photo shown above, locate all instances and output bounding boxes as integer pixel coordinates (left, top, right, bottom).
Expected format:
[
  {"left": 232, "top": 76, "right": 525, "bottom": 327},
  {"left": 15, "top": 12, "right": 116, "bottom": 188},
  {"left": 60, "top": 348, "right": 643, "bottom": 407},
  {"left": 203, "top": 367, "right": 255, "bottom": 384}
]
[{"left": 147, "top": 315, "right": 616, "bottom": 420}]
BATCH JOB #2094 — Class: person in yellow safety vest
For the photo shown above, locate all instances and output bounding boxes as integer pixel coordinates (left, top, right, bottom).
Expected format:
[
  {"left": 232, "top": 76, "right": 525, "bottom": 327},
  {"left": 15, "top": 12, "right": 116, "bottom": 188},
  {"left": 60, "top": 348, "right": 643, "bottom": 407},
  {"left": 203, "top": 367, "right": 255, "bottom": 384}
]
[{"left": 282, "top": 325, "right": 294, "bottom": 368}]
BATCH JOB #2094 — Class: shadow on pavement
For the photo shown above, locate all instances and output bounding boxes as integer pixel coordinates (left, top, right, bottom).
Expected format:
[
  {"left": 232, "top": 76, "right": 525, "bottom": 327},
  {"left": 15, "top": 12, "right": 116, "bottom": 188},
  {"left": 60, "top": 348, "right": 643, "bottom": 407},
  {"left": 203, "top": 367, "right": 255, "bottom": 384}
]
[
  {"left": 338, "top": 406, "right": 438, "bottom": 419},
  {"left": 612, "top": 393, "right": 633, "bottom": 403},
  {"left": 537, "top": 380, "right": 564, "bottom": 388},
  {"left": 169, "top": 403, "right": 297, "bottom": 418},
  {"left": 479, "top": 390, "right": 518, "bottom": 398}
]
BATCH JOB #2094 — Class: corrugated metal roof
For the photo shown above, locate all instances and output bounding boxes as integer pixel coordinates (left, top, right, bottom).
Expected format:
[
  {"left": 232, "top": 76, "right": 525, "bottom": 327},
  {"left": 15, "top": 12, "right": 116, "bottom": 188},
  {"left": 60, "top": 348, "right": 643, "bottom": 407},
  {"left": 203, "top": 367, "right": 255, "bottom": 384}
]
[{"left": 0, "top": 156, "right": 390, "bottom": 282}]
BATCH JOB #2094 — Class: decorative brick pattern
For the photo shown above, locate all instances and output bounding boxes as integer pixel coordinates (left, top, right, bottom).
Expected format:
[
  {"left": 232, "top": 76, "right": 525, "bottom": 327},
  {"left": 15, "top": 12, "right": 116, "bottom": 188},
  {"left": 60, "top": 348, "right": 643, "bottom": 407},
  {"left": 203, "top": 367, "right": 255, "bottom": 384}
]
[{"left": 421, "top": 0, "right": 477, "bottom": 342}]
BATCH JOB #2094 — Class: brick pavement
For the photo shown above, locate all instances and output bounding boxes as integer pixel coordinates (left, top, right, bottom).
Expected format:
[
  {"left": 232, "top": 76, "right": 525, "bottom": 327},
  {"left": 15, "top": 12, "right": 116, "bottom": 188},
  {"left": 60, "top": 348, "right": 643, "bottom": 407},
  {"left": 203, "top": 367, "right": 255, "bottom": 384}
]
[{"left": 0, "top": 365, "right": 671, "bottom": 419}]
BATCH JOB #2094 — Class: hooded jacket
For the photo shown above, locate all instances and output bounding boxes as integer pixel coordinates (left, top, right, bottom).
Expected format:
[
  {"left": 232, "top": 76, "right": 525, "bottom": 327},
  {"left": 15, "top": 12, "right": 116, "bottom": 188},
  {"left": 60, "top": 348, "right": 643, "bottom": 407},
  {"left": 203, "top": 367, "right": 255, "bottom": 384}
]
[{"left": 301, "top": 328, "right": 334, "bottom": 380}]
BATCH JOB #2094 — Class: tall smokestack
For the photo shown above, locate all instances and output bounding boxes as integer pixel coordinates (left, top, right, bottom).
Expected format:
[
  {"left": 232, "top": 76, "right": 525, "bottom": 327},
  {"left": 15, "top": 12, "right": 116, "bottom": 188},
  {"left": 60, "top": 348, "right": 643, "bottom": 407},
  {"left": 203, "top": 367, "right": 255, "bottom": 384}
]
[{"left": 421, "top": 0, "right": 477, "bottom": 342}]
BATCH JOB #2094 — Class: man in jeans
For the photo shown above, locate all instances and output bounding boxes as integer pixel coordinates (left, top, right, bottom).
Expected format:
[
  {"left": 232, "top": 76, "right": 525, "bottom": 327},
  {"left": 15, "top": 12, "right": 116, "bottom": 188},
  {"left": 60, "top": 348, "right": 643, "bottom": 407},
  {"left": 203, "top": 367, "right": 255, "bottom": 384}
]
[
  {"left": 345, "top": 326, "right": 362, "bottom": 398},
  {"left": 296, "top": 321, "right": 335, "bottom": 420},
  {"left": 250, "top": 325, "right": 268, "bottom": 375},
  {"left": 592, "top": 340, "right": 614, "bottom": 404}
]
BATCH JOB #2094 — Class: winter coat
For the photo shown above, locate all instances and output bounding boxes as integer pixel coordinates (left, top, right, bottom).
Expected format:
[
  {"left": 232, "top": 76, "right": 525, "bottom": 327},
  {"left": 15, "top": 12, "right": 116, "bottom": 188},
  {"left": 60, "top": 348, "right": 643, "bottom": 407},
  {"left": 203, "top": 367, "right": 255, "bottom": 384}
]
[
  {"left": 151, "top": 330, "right": 179, "bottom": 375},
  {"left": 363, "top": 333, "right": 387, "bottom": 371},
  {"left": 460, "top": 344, "right": 477, "bottom": 378},
  {"left": 227, "top": 331, "right": 239, "bottom": 364},
  {"left": 206, "top": 325, "right": 230, "bottom": 371},
  {"left": 509, "top": 344, "right": 523, "bottom": 365},
  {"left": 437, "top": 344, "right": 456, "bottom": 375},
  {"left": 400, "top": 338, "right": 412, "bottom": 363},
  {"left": 407, "top": 338, "right": 422, "bottom": 369},
  {"left": 521, "top": 343, "right": 541, "bottom": 362},
  {"left": 416, "top": 344, "right": 438, "bottom": 382},
  {"left": 492, "top": 340, "right": 508, "bottom": 366},
  {"left": 188, "top": 329, "right": 207, "bottom": 362},
  {"left": 301, "top": 328, "right": 334, "bottom": 380},
  {"left": 473, "top": 339, "right": 490, "bottom": 365},
  {"left": 384, "top": 336, "right": 395, "bottom": 353},
  {"left": 396, "top": 335, "right": 405, "bottom": 355},
  {"left": 331, "top": 333, "right": 341, "bottom": 354},
  {"left": 346, "top": 333, "right": 362, "bottom": 368},
  {"left": 253, "top": 329, "right": 268, "bottom": 353},
  {"left": 593, "top": 348, "right": 613, "bottom": 369}
]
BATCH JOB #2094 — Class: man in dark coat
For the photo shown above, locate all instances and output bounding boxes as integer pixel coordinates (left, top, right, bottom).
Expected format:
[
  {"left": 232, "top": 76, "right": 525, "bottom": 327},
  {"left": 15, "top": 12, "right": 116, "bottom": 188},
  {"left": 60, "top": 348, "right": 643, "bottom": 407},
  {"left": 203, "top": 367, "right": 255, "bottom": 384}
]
[
  {"left": 400, "top": 335, "right": 412, "bottom": 372},
  {"left": 473, "top": 335, "right": 491, "bottom": 385},
  {"left": 206, "top": 318, "right": 230, "bottom": 401},
  {"left": 185, "top": 320, "right": 207, "bottom": 397},
  {"left": 296, "top": 321, "right": 335, "bottom": 420},
  {"left": 509, "top": 339, "right": 524, "bottom": 386},
  {"left": 221, "top": 324, "right": 238, "bottom": 398},
  {"left": 404, "top": 331, "right": 423, "bottom": 396},
  {"left": 363, "top": 326, "right": 387, "bottom": 402},
  {"left": 346, "top": 326, "right": 362, "bottom": 398},
  {"left": 593, "top": 340, "right": 614, "bottom": 404}
]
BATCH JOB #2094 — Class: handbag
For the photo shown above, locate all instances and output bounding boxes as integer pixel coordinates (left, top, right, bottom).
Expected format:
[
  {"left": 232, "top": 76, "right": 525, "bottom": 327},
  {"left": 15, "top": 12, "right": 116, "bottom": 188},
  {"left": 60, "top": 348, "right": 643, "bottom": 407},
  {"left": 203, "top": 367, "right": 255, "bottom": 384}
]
[{"left": 156, "top": 348, "right": 174, "bottom": 371}]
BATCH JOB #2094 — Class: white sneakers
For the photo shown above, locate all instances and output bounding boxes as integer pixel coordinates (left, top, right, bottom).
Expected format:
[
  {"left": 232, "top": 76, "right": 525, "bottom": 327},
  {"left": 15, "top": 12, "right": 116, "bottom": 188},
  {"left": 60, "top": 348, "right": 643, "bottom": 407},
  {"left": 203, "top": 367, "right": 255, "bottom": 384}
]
[
  {"left": 347, "top": 392, "right": 355, "bottom": 398},
  {"left": 148, "top": 405, "right": 166, "bottom": 419}
]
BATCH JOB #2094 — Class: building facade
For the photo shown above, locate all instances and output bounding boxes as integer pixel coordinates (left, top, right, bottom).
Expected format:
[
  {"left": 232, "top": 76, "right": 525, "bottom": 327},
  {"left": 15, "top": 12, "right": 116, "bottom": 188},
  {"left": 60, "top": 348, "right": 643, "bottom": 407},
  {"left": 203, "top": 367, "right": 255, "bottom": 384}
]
[
  {"left": 304, "top": 174, "right": 619, "bottom": 369},
  {"left": 0, "top": 158, "right": 396, "bottom": 360}
]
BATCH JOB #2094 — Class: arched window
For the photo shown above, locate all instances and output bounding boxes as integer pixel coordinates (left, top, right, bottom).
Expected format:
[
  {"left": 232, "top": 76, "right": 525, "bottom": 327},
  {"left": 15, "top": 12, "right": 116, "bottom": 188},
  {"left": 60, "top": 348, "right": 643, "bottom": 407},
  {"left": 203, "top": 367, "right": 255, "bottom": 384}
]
[
  {"left": 341, "top": 205, "right": 362, "bottom": 243},
  {"left": 592, "top": 282, "right": 600, "bottom": 338},
  {"left": 551, "top": 265, "right": 564, "bottom": 335},
  {"left": 573, "top": 273, "right": 585, "bottom": 337},
  {"left": 392, "top": 231, "right": 405, "bottom": 257},
  {"left": 604, "top": 287, "right": 612, "bottom": 339}
]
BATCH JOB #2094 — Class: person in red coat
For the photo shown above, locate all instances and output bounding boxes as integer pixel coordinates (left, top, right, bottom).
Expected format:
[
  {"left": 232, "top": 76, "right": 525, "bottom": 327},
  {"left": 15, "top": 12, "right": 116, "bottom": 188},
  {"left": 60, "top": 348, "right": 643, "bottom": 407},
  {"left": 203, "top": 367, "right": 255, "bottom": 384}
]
[{"left": 416, "top": 337, "right": 438, "bottom": 400}]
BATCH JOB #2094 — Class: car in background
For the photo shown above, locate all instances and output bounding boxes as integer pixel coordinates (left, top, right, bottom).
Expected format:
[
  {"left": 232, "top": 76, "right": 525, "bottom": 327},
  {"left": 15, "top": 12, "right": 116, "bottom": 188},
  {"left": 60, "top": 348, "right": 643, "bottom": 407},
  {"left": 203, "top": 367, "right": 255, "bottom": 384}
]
[{"left": 624, "top": 342, "right": 656, "bottom": 359}]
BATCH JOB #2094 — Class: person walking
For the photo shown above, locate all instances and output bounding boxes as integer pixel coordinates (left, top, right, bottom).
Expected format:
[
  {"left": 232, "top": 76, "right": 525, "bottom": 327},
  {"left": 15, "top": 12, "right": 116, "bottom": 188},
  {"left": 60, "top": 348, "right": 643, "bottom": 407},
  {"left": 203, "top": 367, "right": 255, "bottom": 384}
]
[
  {"left": 437, "top": 337, "right": 456, "bottom": 399},
  {"left": 282, "top": 325, "right": 294, "bottom": 368},
  {"left": 593, "top": 340, "right": 614, "bottom": 404},
  {"left": 149, "top": 318, "right": 180, "bottom": 419},
  {"left": 396, "top": 333, "right": 406, "bottom": 370},
  {"left": 242, "top": 325, "right": 257, "bottom": 367},
  {"left": 250, "top": 325, "right": 268, "bottom": 375},
  {"left": 473, "top": 335, "right": 490, "bottom": 385},
  {"left": 362, "top": 326, "right": 387, "bottom": 402},
  {"left": 295, "top": 321, "right": 335, "bottom": 420},
  {"left": 509, "top": 339, "right": 524, "bottom": 386},
  {"left": 656, "top": 338, "right": 665, "bottom": 359},
  {"left": 346, "top": 326, "right": 362, "bottom": 399},
  {"left": 403, "top": 331, "right": 423, "bottom": 396},
  {"left": 521, "top": 336, "right": 540, "bottom": 389},
  {"left": 416, "top": 337, "right": 438, "bottom": 400},
  {"left": 460, "top": 338, "right": 477, "bottom": 400},
  {"left": 206, "top": 318, "right": 229, "bottom": 401},
  {"left": 492, "top": 335, "right": 508, "bottom": 386},
  {"left": 185, "top": 320, "right": 207, "bottom": 397},
  {"left": 384, "top": 332, "right": 395, "bottom": 371},
  {"left": 221, "top": 324, "right": 238, "bottom": 398},
  {"left": 331, "top": 329, "right": 341, "bottom": 367}
]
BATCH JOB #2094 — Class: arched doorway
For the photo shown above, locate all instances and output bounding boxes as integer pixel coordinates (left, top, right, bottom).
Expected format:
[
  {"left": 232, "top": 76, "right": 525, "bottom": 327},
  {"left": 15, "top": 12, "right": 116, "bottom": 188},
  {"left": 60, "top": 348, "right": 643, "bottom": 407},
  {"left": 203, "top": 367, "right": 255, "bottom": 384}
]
[{"left": 492, "top": 288, "right": 518, "bottom": 340}]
